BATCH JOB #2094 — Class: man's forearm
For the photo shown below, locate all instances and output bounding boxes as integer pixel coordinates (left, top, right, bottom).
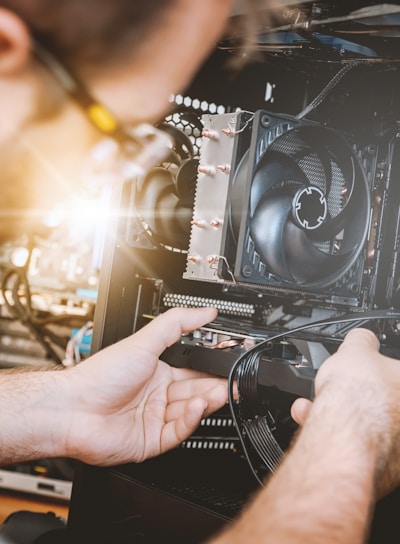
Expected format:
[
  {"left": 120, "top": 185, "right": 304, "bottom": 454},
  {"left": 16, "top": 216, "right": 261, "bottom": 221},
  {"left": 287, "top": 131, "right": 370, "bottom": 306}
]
[
  {"left": 211, "top": 387, "right": 378, "bottom": 544},
  {"left": 0, "top": 367, "right": 69, "bottom": 464}
]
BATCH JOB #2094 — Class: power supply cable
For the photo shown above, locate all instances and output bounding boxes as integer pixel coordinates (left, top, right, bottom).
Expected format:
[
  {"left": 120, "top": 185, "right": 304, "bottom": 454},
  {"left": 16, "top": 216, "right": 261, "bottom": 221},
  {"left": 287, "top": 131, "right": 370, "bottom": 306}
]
[{"left": 297, "top": 61, "right": 366, "bottom": 120}]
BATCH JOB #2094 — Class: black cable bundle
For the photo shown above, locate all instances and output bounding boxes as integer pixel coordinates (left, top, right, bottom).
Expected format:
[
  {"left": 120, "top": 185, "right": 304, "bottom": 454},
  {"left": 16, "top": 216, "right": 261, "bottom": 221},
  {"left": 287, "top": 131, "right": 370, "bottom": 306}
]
[{"left": 228, "top": 308, "right": 400, "bottom": 486}]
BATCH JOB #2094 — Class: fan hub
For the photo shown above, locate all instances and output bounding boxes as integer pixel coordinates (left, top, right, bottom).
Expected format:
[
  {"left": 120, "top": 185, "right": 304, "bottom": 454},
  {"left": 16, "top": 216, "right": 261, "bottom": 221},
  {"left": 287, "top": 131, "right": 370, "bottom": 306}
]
[{"left": 292, "top": 186, "right": 327, "bottom": 231}]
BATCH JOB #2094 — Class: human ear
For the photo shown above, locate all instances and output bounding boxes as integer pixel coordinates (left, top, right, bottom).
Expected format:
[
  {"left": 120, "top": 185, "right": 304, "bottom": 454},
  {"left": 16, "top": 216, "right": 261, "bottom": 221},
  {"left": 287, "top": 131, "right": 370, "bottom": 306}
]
[{"left": 0, "top": 8, "right": 31, "bottom": 74}]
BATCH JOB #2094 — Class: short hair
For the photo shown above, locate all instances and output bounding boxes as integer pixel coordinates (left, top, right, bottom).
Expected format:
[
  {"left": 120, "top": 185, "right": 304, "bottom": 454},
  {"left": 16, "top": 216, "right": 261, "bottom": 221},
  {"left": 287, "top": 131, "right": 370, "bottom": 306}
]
[
  {"left": 1, "top": 0, "right": 176, "bottom": 72},
  {"left": 2, "top": 0, "right": 283, "bottom": 71}
]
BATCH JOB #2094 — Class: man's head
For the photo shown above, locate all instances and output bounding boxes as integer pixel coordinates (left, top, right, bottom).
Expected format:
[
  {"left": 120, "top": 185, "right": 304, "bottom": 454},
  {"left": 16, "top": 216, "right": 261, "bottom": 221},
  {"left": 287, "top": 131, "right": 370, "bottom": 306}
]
[
  {"left": 0, "top": 0, "right": 237, "bottom": 242},
  {"left": 0, "top": 0, "right": 237, "bottom": 125},
  {"left": 0, "top": 0, "right": 283, "bottom": 244}
]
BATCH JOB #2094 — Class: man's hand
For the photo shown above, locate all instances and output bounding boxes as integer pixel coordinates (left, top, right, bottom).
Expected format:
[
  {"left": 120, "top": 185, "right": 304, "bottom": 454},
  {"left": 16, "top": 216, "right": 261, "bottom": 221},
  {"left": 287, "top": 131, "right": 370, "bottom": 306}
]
[
  {"left": 291, "top": 328, "right": 400, "bottom": 498},
  {"left": 61, "top": 307, "right": 228, "bottom": 466},
  {"left": 211, "top": 330, "right": 400, "bottom": 544}
]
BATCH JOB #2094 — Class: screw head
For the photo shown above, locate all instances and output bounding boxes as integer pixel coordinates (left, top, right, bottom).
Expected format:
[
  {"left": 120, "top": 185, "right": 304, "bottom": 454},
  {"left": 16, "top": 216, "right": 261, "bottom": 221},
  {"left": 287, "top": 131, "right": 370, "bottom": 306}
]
[{"left": 242, "top": 265, "right": 252, "bottom": 278}]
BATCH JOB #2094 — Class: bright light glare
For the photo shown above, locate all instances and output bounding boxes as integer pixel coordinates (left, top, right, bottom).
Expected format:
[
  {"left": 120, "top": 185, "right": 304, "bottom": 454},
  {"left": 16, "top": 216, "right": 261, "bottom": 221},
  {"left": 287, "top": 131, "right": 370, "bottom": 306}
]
[
  {"left": 66, "top": 194, "right": 112, "bottom": 240},
  {"left": 42, "top": 188, "right": 112, "bottom": 243},
  {"left": 10, "top": 247, "right": 30, "bottom": 268}
]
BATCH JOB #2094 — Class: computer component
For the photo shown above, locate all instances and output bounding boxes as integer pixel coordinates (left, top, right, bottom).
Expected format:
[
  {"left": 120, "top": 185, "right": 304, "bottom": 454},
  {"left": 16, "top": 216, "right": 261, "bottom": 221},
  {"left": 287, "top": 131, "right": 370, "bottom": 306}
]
[{"left": 185, "top": 109, "right": 373, "bottom": 303}]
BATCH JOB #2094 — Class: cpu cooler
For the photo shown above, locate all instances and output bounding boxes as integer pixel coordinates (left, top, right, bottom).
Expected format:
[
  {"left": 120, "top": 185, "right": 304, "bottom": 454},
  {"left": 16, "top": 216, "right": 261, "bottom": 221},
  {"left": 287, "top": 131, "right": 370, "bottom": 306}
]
[
  {"left": 186, "top": 110, "right": 372, "bottom": 302},
  {"left": 231, "top": 113, "right": 371, "bottom": 288}
]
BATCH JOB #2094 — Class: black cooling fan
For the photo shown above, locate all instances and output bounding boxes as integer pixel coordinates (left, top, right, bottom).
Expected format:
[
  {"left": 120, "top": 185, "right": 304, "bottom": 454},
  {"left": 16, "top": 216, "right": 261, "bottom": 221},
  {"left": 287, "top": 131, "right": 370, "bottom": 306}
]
[
  {"left": 231, "top": 115, "right": 371, "bottom": 289},
  {"left": 134, "top": 120, "right": 199, "bottom": 250}
]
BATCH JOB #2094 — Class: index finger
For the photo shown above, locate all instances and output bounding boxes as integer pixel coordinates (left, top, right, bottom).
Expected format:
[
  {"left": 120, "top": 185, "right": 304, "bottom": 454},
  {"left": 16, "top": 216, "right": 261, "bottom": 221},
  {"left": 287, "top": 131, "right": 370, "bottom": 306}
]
[{"left": 129, "top": 307, "right": 218, "bottom": 356}]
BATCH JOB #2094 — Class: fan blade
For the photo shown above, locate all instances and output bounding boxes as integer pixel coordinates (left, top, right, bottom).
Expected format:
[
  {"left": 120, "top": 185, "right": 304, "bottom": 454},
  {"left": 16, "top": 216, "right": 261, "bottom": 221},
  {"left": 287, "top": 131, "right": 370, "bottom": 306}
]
[
  {"left": 154, "top": 190, "right": 191, "bottom": 247},
  {"left": 250, "top": 150, "right": 309, "bottom": 215},
  {"left": 135, "top": 167, "right": 174, "bottom": 231},
  {"left": 293, "top": 126, "right": 345, "bottom": 197},
  {"left": 283, "top": 221, "right": 356, "bottom": 283},
  {"left": 230, "top": 151, "right": 250, "bottom": 241},
  {"left": 309, "top": 205, "right": 349, "bottom": 241},
  {"left": 175, "top": 158, "right": 198, "bottom": 200},
  {"left": 271, "top": 128, "right": 334, "bottom": 196},
  {"left": 308, "top": 156, "right": 368, "bottom": 243},
  {"left": 250, "top": 189, "right": 295, "bottom": 281}
]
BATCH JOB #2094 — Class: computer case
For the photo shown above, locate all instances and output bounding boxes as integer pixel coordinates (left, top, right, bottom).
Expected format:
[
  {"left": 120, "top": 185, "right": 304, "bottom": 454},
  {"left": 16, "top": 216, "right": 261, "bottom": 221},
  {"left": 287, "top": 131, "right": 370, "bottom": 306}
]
[{"left": 67, "top": 3, "right": 400, "bottom": 542}]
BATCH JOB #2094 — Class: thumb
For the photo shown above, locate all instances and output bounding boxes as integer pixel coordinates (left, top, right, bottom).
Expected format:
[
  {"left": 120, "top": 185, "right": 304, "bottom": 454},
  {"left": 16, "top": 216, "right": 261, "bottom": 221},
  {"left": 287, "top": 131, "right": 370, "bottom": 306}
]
[
  {"left": 338, "top": 328, "right": 380, "bottom": 354},
  {"left": 131, "top": 307, "right": 218, "bottom": 355},
  {"left": 291, "top": 397, "right": 313, "bottom": 425}
]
